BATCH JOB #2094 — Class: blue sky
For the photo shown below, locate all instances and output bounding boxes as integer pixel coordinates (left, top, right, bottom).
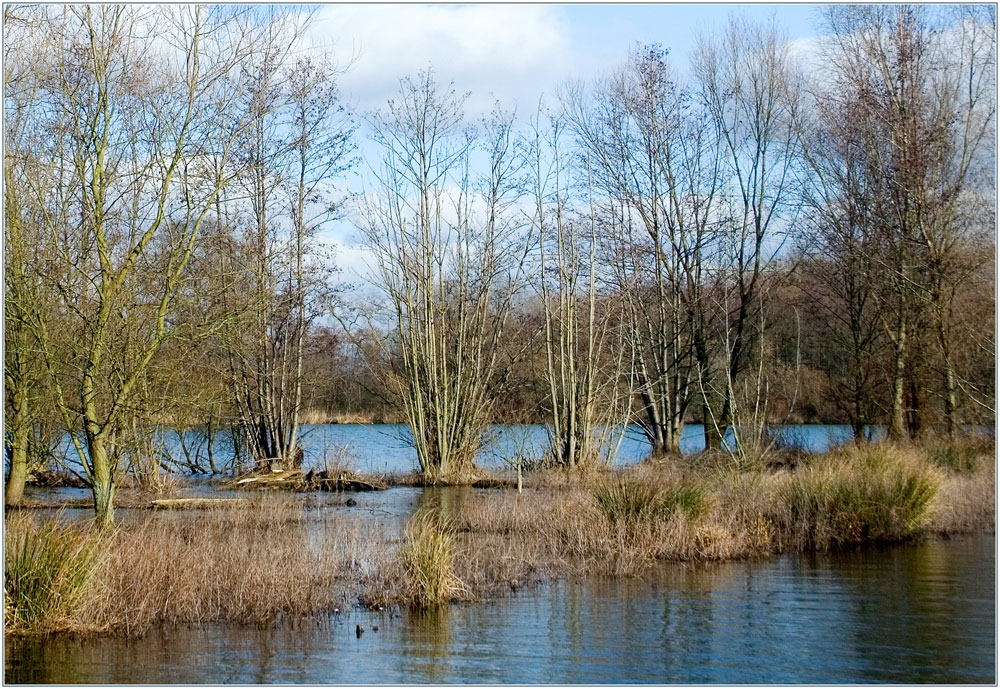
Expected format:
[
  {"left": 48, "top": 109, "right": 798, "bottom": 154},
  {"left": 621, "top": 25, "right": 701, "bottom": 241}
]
[{"left": 562, "top": 4, "right": 821, "bottom": 71}]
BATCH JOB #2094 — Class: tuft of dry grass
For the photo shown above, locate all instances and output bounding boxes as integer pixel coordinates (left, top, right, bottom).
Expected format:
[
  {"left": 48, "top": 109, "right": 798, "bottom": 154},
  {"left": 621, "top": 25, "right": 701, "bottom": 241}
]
[
  {"left": 593, "top": 476, "right": 706, "bottom": 525},
  {"left": 777, "top": 444, "right": 942, "bottom": 549},
  {"left": 4, "top": 513, "right": 104, "bottom": 632},
  {"left": 400, "top": 512, "right": 470, "bottom": 606},
  {"left": 92, "top": 496, "right": 394, "bottom": 633}
]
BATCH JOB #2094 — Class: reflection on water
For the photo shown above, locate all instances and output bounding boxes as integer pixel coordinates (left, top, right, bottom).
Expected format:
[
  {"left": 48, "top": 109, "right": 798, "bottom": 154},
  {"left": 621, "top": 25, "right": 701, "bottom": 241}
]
[{"left": 6, "top": 534, "right": 994, "bottom": 684}]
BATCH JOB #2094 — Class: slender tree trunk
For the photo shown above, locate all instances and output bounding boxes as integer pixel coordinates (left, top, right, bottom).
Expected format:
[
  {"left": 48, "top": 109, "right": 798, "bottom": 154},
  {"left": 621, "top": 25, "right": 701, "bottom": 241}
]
[
  {"left": 5, "top": 424, "right": 30, "bottom": 506},
  {"left": 889, "top": 316, "right": 908, "bottom": 440},
  {"left": 5, "top": 363, "right": 32, "bottom": 505},
  {"left": 941, "top": 351, "right": 958, "bottom": 439},
  {"left": 933, "top": 290, "right": 958, "bottom": 439},
  {"left": 852, "top": 366, "right": 867, "bottom": 441}
]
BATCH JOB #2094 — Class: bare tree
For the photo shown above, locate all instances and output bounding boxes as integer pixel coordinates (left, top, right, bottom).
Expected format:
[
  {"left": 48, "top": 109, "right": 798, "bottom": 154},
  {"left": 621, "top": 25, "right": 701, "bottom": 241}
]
[
  {"left": 530, "top": 106, "right": 634, "bottom": 468},
  {"left": 820, "top": 5, "right": 996, "bottom": 439},
  {"left": 24, "top": 6, "right": 295, "bottom": 525},
  {"left": 359, "top": 71, "right": 528, "bottom": 480},
  {"left": 566, "top": 45, "right": 723, "bottom": 455},
  {"left": 797, "top": 75, "right": 886, "bottom": 440},
  {"left": 220, "top": 49, "right": 354, "bottom": 472},
  {"left": 692, "top": 16, "right": 803, "bottom": 451},
  {"left": 3, "top": 6, "right": 64, "bottom": 503}
]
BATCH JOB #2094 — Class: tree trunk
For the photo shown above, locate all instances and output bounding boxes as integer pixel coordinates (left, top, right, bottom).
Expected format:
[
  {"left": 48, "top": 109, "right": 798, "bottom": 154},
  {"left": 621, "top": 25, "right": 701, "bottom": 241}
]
[
  {"left": 853, "top": 383, "right": 867, "bottom": 442},
  {"left": 935, "top": 302, "right": 958, "bottom": 439},
  {"left": 5, "top": 376, "right": 31, "bottom": 505},
  {"left": 88, "top": 434, "right": 116, "bottom": 528},
  {"left": 888, "top": 318, "right": 908, "bottom": 441},
  {"left": 5, "top": 423, "right": 30, "bottom": 506},
  {"left": 906, "top": 377, "right": 922, "bottom": 439}
]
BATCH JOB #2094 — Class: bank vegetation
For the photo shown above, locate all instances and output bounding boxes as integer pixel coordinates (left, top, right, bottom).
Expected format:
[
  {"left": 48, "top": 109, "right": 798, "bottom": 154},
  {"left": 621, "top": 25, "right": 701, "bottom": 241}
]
[
  {"left": 5, "top": 6, "right": 995, "bottom": 522},
  {"left": 5, "top": 436, "right": 994, "bottom": 635}
]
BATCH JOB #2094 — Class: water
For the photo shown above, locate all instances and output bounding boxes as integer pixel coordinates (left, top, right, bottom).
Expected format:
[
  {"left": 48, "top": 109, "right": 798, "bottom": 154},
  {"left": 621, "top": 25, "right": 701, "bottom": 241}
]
[
  {"left": 219, "top": 423, "right": 885, "bottom": 473},
  {"left": 55, "top": 423, "right": 881, "bottom": 476},
  {"left": 6, "top": 534, "right": 994, "bottom": 684}
]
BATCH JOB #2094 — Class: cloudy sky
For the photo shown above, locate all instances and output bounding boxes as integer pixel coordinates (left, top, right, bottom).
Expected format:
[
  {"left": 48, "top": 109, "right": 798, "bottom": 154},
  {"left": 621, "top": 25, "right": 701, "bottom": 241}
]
[
  {"left": 309, "top": 4, "right": 821, "bottom": 115},
  {"left": 302, "top": 4, "right": 824, "bottom": 279}
]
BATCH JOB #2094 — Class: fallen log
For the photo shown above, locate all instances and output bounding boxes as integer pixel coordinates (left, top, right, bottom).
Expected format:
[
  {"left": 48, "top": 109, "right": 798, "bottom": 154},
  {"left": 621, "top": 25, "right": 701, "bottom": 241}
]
[
  {"left": 151, "top": 498, "right": 249, "bottom": 509},
  {"left": 222, "top": 467, "right": 387, "bottom": 492},
  {"left": 222, "top": 469, "right": 303, "bottom": 489}
]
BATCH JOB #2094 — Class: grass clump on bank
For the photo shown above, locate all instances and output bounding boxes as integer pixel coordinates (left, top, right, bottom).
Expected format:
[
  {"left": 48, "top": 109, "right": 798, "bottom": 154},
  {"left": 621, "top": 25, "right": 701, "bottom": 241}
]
[
  {"left": 4, "top": 514, "right": 103, "bottom": 632},
  {"left": 782, "top": 445, "right": 940, "bottom": 549},
  {"left": 594, "top": 477, "right": 705, "bottom": 525}
]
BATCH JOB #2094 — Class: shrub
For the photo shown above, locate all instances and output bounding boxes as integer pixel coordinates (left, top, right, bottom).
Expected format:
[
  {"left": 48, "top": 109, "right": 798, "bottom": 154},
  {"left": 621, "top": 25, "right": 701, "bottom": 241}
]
[
  {"left": 930, "top": 445, "right": 980, "bottom": 473},
  {"left": 4, "top": 514, "right": 103, "bottom": 631}
]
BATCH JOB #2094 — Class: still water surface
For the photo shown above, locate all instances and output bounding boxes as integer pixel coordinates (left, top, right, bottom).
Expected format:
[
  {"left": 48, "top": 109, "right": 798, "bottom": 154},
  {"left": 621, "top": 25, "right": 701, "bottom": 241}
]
[
  {"left": 6, "top": 533, "right": 994, "bottom": 684},
  {"left": 156, "top": 423, "right": 882, "bottom": 474}
]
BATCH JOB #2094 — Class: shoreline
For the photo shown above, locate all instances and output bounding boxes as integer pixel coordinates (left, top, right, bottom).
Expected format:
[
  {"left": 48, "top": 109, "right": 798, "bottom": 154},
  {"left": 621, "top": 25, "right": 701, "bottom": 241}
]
[{"left": 5, "top": 439, "right": 995, "bottom": 638}]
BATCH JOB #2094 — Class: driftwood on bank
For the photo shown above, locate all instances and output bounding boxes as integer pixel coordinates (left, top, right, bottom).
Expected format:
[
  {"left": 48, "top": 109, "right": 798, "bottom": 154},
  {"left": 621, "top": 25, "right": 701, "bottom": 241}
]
[{"left": 221, "top": 467, "right": 387, "bottom": 492}]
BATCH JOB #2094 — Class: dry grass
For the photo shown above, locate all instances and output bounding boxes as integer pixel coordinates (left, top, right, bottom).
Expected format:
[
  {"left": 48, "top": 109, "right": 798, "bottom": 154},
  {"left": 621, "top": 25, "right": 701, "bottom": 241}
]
[
  {"left": 400, "top": 512, "right": 470, "bottom": 606},
  {"left": 298, "top": 409, "right": 404, "bottom": 425},
  {"left": 777, "top": 444, "right": 942, "bottom": 549},
  {"left": 428, "top": 439, "right": 994, "bottom": 580},
  {"left": 6, "top": 438, "right": 993, "bottom": 636},
  {"left": 6, "top": 496, "right": 396, "bottom": 635},
  {"left": 5, "top": 513, "right": 104, "bottom": 632}
]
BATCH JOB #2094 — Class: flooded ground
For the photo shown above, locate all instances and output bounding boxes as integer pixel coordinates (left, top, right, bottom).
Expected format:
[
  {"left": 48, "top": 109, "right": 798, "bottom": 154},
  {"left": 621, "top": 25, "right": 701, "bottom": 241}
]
[{"left": 6, "top": 533, "right": 994, "bottom": 684}]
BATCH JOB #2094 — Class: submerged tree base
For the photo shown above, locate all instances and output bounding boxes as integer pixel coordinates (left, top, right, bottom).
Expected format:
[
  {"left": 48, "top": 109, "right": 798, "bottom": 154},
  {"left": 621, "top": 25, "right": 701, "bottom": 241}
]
[{"left": 5, "top": 439, "right": 994, "bottom": 637}]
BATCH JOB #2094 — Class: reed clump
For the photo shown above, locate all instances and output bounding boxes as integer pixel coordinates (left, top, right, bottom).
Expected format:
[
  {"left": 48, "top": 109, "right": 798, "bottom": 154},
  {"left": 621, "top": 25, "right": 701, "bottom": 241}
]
[
  {"left": 594, "top": 477, "right": 705, "bottom": 525},
  {"left": 401, "top": 512, "right": 469, "bottom": 606},
  {"left": 4, "top": 513, "right": 103, "bottom": 632},
  {"left": 780, "top": 445, "right": 941, "bottom": 549},
  {"left": 926, "top": 435, "right": 992, "bottom": 474}
]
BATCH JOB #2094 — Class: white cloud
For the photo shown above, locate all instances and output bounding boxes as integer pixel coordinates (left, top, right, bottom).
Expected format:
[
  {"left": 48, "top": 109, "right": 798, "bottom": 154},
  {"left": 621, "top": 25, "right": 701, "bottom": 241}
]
[
  {"left": 306, "top": 4, "right": 575, "bottom": 118},
  {"left": 786, "top": 35, "right": 826, "bottom": 77}
]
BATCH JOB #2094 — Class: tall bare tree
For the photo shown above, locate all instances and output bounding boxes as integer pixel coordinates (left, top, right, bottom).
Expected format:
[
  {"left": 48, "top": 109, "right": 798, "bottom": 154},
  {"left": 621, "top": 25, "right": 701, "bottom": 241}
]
[
  {"left": 693, "top": 16, "right": 803, "bottom": 450},
  {"left": 530, "top": 107, "right": 634, "bottom": 468},
  {"left": 3, "top": 6, "right": 64, "bottom": 503},
  {"left": 820, "top": 5, "right": 996, "bottom": 439},
  {"left": 220, "top": 50, "right": 354, "bottom": 471},
  {"left": 22, "top": 6, "right": 294, "bottom": 525},
  {"left": 359, "top": 71, "right": 528, "bottom": 480},
  {"left": 566, "top": 45, "right": 722, "bottom": 455}
]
